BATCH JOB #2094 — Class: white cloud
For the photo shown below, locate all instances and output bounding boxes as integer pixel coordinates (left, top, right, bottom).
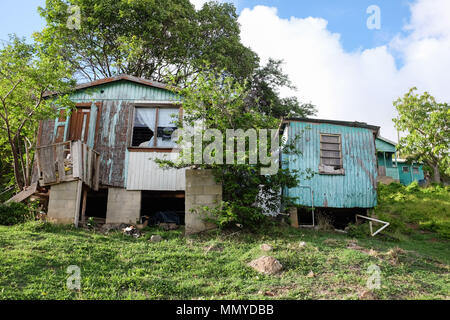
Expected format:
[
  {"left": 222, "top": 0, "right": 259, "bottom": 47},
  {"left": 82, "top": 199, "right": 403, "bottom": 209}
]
[
  {"left": 190, "top": 0, "right": 208, "bottom": 10},
  {"left": 190, "top": 0, "right": 238, "bottom": 10},
  {"left": 238, "top": 0, "right": 450, "bottom": 141}
]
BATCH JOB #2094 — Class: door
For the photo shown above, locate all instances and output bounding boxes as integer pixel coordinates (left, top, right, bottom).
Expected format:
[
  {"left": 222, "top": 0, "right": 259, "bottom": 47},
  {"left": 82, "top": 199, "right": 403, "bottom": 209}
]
[{"left": 68, "top": 107, "right": 91, "bottom": 143}]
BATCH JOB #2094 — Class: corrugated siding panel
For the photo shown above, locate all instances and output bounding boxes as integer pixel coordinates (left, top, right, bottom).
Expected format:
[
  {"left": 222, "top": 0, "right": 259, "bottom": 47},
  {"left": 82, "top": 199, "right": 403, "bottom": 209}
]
[
  {"left": 283, "top": 121, "right": 378, "bottom": 208},
  {"left": 70, "top": 80, "right": 179, "bottom": 102},
  {"left": 126, "top": 152, "right": 186, "bottom": 191}
]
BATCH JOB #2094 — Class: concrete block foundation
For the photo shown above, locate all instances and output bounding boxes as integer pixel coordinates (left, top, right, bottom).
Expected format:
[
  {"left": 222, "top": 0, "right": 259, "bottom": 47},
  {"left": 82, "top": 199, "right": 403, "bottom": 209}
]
[
  {"left": 47, "top": 180, "right": 81, "bottom": 224},
  {"left": 106, "top": 188, "right": 141, "bottom": 224},
  {"left": 185, "top": 169, "right": 222, "bottom": 235}
]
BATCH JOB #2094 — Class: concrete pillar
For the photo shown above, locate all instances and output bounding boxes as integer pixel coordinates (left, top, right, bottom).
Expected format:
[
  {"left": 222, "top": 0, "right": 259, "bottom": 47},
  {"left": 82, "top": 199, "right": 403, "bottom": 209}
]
[
  {"left": 289, "top": 207, "right": 299, "bottom": 228},
  {"left": 47, "top": 180, "right": 81, "bottom": 224},
  {"left": 106, "top": 188, "right": 141, "bottom": 224},
  {"left": 185, "top": 169, "right": 222, "bottom": 235}
]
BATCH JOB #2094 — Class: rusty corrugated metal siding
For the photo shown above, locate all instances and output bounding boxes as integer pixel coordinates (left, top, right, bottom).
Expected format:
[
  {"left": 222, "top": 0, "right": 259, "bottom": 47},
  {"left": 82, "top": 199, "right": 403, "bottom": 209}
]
[{"left": 282, "top": 121, "right": 378, "bottom": 208}]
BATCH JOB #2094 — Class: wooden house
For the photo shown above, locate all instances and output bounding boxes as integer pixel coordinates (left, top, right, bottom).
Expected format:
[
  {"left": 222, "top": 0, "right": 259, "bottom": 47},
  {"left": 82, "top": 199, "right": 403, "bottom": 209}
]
[{"left": 31, "top": 75, "right": 221, "bottom": 233}]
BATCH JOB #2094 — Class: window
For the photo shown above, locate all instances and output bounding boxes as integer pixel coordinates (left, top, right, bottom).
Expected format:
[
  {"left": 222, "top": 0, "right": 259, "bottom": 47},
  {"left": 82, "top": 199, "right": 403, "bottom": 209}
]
[
  {"left": 131, "top": 106, "right": 179, "bottom": 148},
  {"left": 413, "top": 166, "right": 419, "bottom": 174},
  {"left": 319, "top": 133, "right": 344, "bottom": 174},
  {"left": 402, "top": 166, "right": 409, "bottom": 173}
]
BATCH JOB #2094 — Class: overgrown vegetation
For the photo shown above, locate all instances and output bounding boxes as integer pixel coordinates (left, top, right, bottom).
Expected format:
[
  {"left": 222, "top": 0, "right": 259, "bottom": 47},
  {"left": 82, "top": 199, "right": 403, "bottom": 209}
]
[
  {"left": 0, "top": 202, "right": 35, "bottom": 226},
  {"left": 373, "top": 182, "right": 450, "bottom": 239},
  {"left": 393, "top": 87, "right": 450, "bottom": 183},
  {"left": 0, "top": 35, "right": 74, "bottom": 191},
  {"left": 158, "top": 70, "right": 309, "bottom": 230},
  {"left": 0, "top": 184, "right": 448, "bottom": 299},
  {"left": 0, "top": 221, "right": 448, "bottom": 300}
]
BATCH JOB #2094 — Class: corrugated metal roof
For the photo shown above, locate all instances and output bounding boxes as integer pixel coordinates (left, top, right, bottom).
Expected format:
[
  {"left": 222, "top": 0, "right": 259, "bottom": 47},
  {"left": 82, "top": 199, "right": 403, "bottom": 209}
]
[
  {"left": 376, "top": 137, "right": 396, "bottom": 153},
  {"left": 284, "top": 117, "right": 380, "bottom": 133},
  {"left": 69, "top": 79, "right": 180, "bottom": 102},
  {"left": 283, "top": 121, "right": 378, "bottom": 208}
]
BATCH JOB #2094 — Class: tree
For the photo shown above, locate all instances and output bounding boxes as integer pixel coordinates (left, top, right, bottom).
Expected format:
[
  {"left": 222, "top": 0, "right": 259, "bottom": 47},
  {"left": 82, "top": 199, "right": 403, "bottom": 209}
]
[
  {"left": 246, "top": 58, "right": 316, "bottom": 119},
  {"left": 37, "top": 0, "right": 258, "bottom": 84},
  {"left": 37, "top": 1, "right": 315, "bottom": 120},
  {"left": 393, "top": 87, "right": 450, "bottom": 183},
  {"left": 158, "top": 70, "right": 301, "bottom": 229},
  {"left": 0, "top": 36, "right": 74, "bottom": 190}
]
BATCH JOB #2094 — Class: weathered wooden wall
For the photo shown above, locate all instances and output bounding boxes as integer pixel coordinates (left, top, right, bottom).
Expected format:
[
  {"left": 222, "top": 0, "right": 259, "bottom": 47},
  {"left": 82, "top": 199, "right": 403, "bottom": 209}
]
[{"left": 36, "top": 79, "right": 182, "bottom": 189}]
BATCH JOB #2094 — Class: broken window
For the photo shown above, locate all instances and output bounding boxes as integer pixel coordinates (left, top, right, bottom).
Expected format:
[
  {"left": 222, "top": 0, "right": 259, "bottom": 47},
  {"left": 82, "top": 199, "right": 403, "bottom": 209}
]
[
  {"left": 131, "top": 107, "right": 179, "bottom": 148},
  {"left": 413, "top": 166, "right": 419, "bottom": 174},
  {"left": 402, "top": 166, "right": 409, "bottom": 173},
  {"left": 319, "top": 133, "right": 344, "bottom": 175}
]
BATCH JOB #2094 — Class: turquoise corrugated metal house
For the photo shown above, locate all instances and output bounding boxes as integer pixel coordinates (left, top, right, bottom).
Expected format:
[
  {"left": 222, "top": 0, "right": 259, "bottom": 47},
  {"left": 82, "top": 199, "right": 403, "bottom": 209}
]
[
  {"left": 374, "top": 137, "right": 426, "bottom": 185},
  {"left": 282, "top": 118, "right": 380, "bottom": 214},
  {"left": 397, "top": 160, "right": 425, "bottom": 185},
  {"left": 375, "top": 136, "right": 400, "bottom": 182}
]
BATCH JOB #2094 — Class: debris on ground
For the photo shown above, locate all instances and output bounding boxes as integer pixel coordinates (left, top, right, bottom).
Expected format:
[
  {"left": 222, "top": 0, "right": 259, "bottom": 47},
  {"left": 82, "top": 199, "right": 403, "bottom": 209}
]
[
  {"left": 260, "top": 244, "right": 273, "bottom": 252},
  {"left": 159, "top": 222, "right": 179, "bottom": 231},
  {"left": 306, "top": 271, "right": 315, "bottom": 278},
  {"left": 323, "top": 238, "right": 339, "bottom": 246},
  {"left": 359, "top": 290, "right": 377, "bottom": 300},
  {"left": 299, "top": 241, "right": 306, "bottom": 248},
  {"left": 122, "top": 225, "right": 142, "bottom": 238},
  {"left": 150, "top": 235, "right": 163, "bottom": 242},
  {"left": 204, "top": 244, "right": 224, "bottom": 253},
  {"left": 248, "top": 256, "right": 283, "bottom": 275}
]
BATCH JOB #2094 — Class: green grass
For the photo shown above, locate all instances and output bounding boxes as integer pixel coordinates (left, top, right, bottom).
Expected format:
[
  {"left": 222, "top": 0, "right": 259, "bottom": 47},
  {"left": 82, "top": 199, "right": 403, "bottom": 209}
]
[
  {"left": 0, "top": 220, "right": 448, "bottom": 300},
  {"left": 374, "top": 182, "right": 450, "bottom": 239}
]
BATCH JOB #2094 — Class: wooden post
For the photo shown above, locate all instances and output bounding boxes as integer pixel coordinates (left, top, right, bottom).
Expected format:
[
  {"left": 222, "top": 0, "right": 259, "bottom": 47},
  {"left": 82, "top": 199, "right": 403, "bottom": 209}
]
[
  {"left": 81, "top": 188, "right": 88, "bottom": 225},
  {"left": 73, "top": 180, "right": 82, "bottom": 227},
  {"left": 289, "top": 207, "right": 299, "bottom": 228}
]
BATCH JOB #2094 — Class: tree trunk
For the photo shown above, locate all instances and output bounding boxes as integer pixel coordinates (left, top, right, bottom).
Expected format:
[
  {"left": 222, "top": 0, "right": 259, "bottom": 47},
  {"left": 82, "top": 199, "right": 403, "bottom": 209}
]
[
  {"left": 10, "top": 142, "right": 24, "bottom": 190},
  {"left": 432, "top": 164, "right": 441, "bottom": 184}
]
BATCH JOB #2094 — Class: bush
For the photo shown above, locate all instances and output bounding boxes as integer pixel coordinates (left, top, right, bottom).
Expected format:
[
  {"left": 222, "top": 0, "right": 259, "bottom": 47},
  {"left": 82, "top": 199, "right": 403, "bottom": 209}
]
[
  {"left": 346, "top": 223, "right": 370, "bottom": 238},
  {"left": 0, "top": 202, "right": 35, "bottom": 226}
]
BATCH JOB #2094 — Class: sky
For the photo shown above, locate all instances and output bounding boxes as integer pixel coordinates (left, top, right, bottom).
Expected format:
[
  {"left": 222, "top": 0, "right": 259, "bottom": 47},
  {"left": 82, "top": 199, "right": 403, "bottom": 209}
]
[{"left": 2, "top": 0, "right": 450, "bottom": 141}]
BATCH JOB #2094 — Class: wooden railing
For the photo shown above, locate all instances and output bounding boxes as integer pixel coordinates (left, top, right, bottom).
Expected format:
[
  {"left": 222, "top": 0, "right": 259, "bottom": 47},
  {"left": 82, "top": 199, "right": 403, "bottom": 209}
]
[{"left": 36, "top": 140, "right": 100, "bottom": 190}]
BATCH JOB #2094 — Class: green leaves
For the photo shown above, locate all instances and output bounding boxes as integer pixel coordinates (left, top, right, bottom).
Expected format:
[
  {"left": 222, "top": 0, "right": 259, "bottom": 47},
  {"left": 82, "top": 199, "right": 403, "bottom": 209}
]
[
  {"left": 0, "top": 35, "right": 74, "bottom": 189},
  {"left": 37, "top": 0, "right": 258, "bottom": 84},
  {"left": 393, "top": 87, "right": 450, "bottom": 181}
]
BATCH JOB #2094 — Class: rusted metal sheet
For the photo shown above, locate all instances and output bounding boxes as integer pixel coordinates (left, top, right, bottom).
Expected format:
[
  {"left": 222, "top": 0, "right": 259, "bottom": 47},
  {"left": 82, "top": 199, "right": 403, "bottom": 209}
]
[
  {"left": 94, "top": 100, "right": 131, "bottom": 187},
  {"left": 282, "top": 120, "right": 378, "bottom": 208}
]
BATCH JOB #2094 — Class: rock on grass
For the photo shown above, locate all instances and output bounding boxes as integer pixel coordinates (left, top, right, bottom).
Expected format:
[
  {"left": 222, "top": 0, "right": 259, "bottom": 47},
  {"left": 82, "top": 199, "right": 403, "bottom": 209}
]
[{"left": 248, "top": 256, "right": 283, "bottom": 275}]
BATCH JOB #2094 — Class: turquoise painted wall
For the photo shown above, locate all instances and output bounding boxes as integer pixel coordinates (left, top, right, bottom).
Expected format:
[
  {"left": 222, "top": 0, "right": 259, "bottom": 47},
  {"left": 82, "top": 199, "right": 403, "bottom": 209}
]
[
  {"left": 282, "top": 121, "right": 378, "bottom": 208},
  {"left": 375, "top": 138, "right": 396, "bottom": 153},
  {"left": 398, "top": 163, "right": 425, "bottom": 185},
  {"left": 377, "top": 152, "right": 394, "bottom": 167}
]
